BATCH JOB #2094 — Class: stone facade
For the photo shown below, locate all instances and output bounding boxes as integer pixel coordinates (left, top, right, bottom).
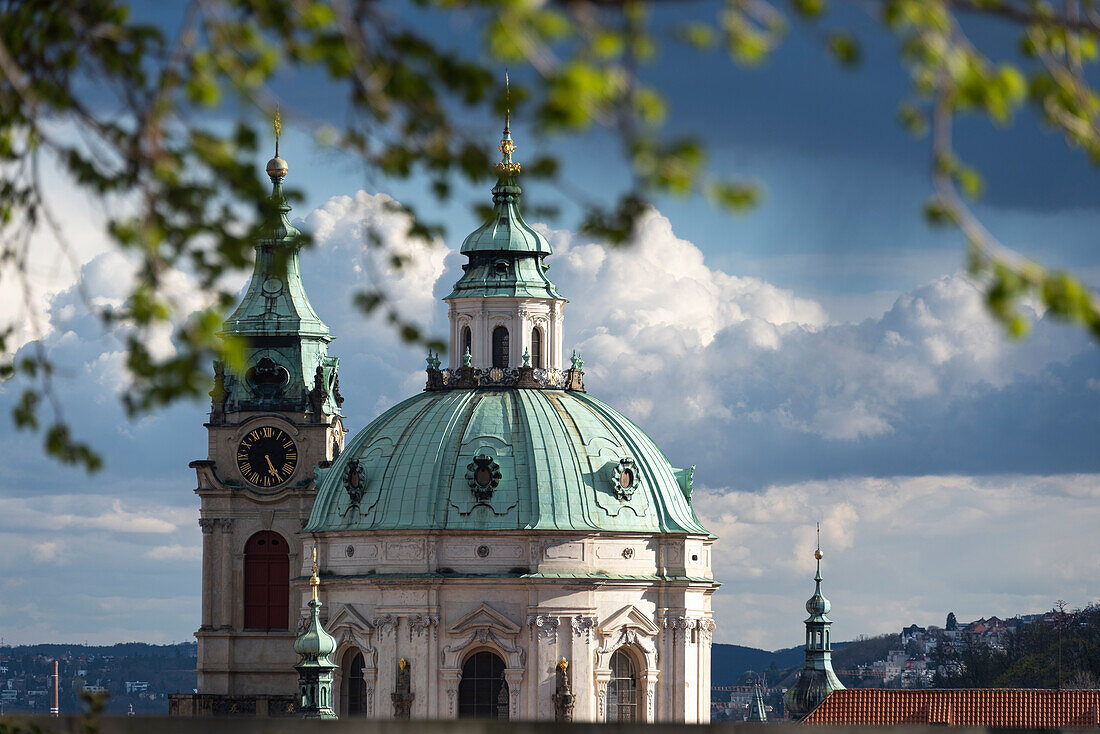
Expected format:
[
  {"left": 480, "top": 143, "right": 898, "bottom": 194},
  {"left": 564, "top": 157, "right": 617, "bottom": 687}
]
[
  {"left": 447, "top": 296, "right": 566, "bottom": 370},
  {"left": 194, "top": 408, "right": 345, "bottom": 698},
  {"left": 304, "top": 531, "right": 716, "bottom": 722}
]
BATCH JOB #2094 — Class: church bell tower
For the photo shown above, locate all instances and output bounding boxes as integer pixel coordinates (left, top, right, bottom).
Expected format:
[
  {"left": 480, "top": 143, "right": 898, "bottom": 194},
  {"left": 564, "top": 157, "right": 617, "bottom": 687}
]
[{"left": 190, "top": 117, "right": 346, "bottom": 709}]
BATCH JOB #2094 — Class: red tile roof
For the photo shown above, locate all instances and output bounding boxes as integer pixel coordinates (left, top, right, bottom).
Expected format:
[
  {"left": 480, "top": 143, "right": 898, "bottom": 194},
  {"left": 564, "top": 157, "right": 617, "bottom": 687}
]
[{"left": 802, "top": 689, "right": 1100, "bottom": 727}]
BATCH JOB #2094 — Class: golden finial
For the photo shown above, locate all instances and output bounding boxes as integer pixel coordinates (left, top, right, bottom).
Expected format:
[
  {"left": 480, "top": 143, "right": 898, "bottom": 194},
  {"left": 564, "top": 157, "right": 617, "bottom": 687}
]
[
  {"left": 273, "top": 104, "right": 281, "bottom": 157},
  {"left": 495, "top": 71, "right": 520, "bottom": 175},
  {"left": 558, "top": 658, "right": 568, "bottom": 671},
  {"left": 310, "top": 546, "right": 320, "bottom": 602},
  {"left": 814, "top": 522, "right": 823, "bottom": 560},
  {"left": 266, "top": 105, "right": 288, "bottom": 179}
]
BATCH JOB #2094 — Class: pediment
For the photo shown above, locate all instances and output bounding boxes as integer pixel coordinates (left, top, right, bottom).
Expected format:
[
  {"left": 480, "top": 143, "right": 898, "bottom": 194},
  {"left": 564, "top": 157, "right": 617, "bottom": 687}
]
[
  {"left": 447, "top": 603, "right": 521, "bottom": 636},
  {"left": 328, "top": 603, "right": 374, "bottom": 633},
  {"left": 599, "top": 604, "right": 661, "bottom": 637}
]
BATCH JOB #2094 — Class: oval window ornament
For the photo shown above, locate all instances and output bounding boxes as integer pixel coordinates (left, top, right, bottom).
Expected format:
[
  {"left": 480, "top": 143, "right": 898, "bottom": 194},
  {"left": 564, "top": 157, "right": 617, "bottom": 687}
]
[
  {"left": 465, "top": 454, "right": 502, "bottom": 502},
  {"left": 611, "top": 457, "right": 640, "bottom": 501}
]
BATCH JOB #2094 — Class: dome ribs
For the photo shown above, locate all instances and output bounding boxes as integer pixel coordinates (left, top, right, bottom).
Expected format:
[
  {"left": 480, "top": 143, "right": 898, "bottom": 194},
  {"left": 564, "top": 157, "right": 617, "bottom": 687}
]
[{"left": 305, "top": 389, "right": 709, "bottom": 536}]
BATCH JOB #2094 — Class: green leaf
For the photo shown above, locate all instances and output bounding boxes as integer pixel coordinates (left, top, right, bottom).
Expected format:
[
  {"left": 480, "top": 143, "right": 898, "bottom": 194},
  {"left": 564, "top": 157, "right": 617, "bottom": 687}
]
[
  {"left": 826, "top": 32, "right": 861, "bottom": 66},
  {"left": 706, "top": 180, "right": 762, "bottom": 212}
]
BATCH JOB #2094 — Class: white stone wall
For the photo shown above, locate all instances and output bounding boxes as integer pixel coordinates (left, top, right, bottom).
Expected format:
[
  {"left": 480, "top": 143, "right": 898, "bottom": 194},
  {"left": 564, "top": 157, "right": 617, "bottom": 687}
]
[
  {"left": 303, "top": 530, "right": 717, "bottom": 722},
  {"left": 447, "top": 297, "right": 566, "bottom": 370}
]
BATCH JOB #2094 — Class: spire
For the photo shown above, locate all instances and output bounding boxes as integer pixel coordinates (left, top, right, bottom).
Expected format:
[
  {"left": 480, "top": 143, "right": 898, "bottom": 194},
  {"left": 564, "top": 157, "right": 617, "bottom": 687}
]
[
  {"left": 747, "top": 682, "right": 767, "bottom": 722},
  {"left": 807, "top": 524, "right": 830, "bottom": 618},
  {"left": 445, "top": 73, "right": 560, "bottom": 299},
  {"left": 216, "top": 112, "right": 342, "bottom": 418},
  {"left": 496, "top": 71, "right": 520, "bottom": 176},
  {"left": 784, "top": 527, "right": 844, "bottom": 719},
  {"left": 309, "top": 545, "right": 320, "bottom": 603}
]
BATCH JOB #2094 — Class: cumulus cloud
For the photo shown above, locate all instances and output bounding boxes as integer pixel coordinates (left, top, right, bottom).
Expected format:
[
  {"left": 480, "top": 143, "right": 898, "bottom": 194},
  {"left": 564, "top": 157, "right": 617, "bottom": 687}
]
[
  {"left": 1, "top": 190, "right": 1098, "bottom": 648},
  {"left": 540, "top": 210, "right": 1100, "bottom": 483},
  {"left": 693, "top": 474, "right": 1100, "bottom": 649},
  {"left": 306, "top": 191, "right": 449, "bottom": 323},
  {"left": 0, "top": 496, "right": 183, "bottom": 535}
]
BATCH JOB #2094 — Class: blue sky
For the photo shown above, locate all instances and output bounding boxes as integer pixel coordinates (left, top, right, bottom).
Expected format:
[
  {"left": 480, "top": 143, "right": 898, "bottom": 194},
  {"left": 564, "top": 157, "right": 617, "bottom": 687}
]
[{"left": 0, "top": 2, "right": 1098, "bottom": 650}]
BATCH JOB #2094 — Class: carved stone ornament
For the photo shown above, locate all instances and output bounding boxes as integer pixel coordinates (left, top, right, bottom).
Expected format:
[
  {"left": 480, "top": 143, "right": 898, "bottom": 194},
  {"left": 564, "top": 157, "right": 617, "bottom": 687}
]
[
  {"left": 210, "top": 360, "right": 228, "bottom": 419},
  {"left": 611, "top": 457, "right": 641, "bottom": 501},
  {"left": 340, "top": 458, "right": 366, "bottom": 516},
  {"left": 622, "top": 547, "right": 635, "bottom": 560},
  {"left": 408, "top": 614, "right": 439, "bottom": 640},
  {"left": 527, "top": 614, "right": 560, "bottom": 640},
  {"left": 465, "top": 454, "right": 502, "bottom": 502},
  {"left": 246, "top": 357, "right": 289, "bottom": 399},
  {"left": 570, "top": 615, "right": 596, "bottom": 643}
]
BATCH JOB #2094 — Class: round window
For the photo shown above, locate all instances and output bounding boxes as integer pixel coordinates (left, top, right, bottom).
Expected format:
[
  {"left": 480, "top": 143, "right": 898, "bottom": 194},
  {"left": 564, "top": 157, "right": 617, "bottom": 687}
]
[{"left": 619, "top": 468, "right": 634, "bottom": 489}]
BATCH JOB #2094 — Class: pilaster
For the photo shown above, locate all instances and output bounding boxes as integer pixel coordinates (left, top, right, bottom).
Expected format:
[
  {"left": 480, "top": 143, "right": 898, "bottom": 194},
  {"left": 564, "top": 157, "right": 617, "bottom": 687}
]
[{"left": 199, "top": 519, "right": 217, "bottom": 629}]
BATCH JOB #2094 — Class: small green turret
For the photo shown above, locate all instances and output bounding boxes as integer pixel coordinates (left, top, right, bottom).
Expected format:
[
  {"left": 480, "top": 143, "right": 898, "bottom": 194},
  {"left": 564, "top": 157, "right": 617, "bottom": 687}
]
[
  {"left": 444, "top": 86, "right": 562, "bottom": 301},
  {"left": 294, "top": 547, "right": 338, "bottom": 719},
  {"left": 784, "top": 526, "right": 845, "bottom": 719}
]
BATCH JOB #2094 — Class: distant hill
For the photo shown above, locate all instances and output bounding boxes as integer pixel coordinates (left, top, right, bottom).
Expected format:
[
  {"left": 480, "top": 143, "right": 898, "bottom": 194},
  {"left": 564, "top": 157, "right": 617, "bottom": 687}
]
[
  {"left": 712, "top": 635, "right": 903, "bottom": 688},
  {"left": 711, "top": 643, "right": 807, "bottom": 685}
]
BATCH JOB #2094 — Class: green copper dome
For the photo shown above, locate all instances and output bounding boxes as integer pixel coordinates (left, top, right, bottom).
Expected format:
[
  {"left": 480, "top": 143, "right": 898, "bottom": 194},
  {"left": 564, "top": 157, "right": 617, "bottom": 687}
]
[
  {"left": 294, "top": 597, "right": 337, "bottom": 663},
  {"left": 304, "top": 388, "right": 706, "bottom": 534}
]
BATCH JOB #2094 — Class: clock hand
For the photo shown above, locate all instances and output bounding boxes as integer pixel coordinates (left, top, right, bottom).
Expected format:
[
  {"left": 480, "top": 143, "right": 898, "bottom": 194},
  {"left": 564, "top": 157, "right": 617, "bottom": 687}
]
[{"left": 265, "top": 455, "right": 278, "bottom": 475}]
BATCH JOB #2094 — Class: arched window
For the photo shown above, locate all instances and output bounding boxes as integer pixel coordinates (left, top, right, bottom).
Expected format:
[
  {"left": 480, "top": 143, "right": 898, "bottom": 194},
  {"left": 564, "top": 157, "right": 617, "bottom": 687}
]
[
  {"left": 607, "top": 650, "right": 638, "bottom": 722},
  {"left": 530, "top": 327, "right": 542, "bottom": 368},
  {"left": 462, "top": 326, "right": 472, "bottom": 360},
  {"left": 243, "top": 531, "right": 289, "bottom": 630},
  {"left": 492, "top": 326, "right": 509, "bottom": 369},
  {"left": 458, "top": 651, "right": 509, "bottom": 719},
  {"left": 342, "top": 650, "right": 366, "bottom": 716}
]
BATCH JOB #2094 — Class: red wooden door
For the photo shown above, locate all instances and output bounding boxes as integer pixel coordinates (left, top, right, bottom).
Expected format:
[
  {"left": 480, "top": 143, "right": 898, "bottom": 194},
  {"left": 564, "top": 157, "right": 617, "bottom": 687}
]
[{"left": 244, "top": 531, "right": 289, "bottom": 629}]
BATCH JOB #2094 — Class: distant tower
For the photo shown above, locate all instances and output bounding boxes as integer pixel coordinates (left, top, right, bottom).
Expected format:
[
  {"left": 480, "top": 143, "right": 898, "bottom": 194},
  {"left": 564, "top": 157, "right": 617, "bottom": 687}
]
[
  {"left": 191, "top": 109, "right": 346, "bottom": 704},
  {"left": 747, "top": 682, "right": 767, "bottom": 722},
  {"left": 293, "top": 548, "right": 337, "bottom": 720},
  {"left": 50, "top": 660, "right": 59, "bottom": 717},
  {"left": 784, "top": 527, "right": 844, "bottom": 719}
]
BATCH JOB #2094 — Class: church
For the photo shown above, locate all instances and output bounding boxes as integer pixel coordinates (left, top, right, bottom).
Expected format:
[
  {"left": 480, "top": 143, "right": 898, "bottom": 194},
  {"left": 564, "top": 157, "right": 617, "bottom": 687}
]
[{"left": 169, "top": 109, "right": 718, "bottom": 721}]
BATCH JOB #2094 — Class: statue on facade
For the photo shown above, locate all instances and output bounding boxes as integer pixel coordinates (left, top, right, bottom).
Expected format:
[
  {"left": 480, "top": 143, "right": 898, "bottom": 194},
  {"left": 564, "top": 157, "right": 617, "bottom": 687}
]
[
  {"left": 552, "top": 658, "right": 575, "bottom": 722},
  {"left": 308, "top": 364, "right": 327, "bottom": 420},
  {"left": 391, "top": 657, "right": 413, "bottom": 719}
]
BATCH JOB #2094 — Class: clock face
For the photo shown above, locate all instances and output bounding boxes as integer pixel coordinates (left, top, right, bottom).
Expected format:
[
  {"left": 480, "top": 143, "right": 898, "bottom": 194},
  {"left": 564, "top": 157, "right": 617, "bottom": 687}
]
[{"left": 236, "top": 426, "right": 297, "bottom": 488}]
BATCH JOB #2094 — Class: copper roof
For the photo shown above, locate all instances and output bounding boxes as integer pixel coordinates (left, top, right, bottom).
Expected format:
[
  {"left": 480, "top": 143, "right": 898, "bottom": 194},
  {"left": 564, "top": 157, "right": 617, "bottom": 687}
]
[{"left": 802, "top": 689, "right": 1100, "bottom": 727}]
